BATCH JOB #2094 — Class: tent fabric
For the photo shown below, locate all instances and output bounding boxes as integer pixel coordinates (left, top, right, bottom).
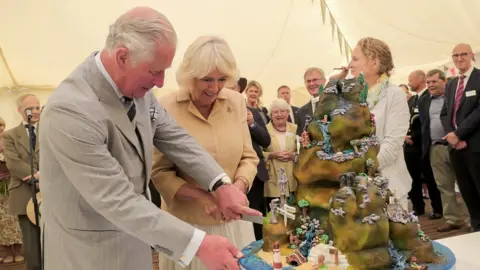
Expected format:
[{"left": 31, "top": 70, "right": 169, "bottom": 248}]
[
  {"left": 1, "top": 0, "right": 479, "bottom": 127},
  {"left": 325, "top": 0, "right": 480, "bottom": 82}
]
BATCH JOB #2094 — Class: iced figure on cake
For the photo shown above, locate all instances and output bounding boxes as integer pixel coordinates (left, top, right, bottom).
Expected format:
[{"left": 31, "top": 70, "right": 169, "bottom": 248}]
[
  {"left": 300, "top": 130, "right": 311, "bottom": 148},
  {"left": 278, "top": 168, "right": 288, "bottom": 206},
  {"left": 269, "top": 198, "right": 279, "bottom": 224}
]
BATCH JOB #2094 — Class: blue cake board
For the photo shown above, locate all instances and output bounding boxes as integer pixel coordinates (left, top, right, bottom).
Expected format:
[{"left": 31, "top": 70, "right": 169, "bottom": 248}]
[{"left": 239, "top": 240, "right": 455, "bottom": 270}]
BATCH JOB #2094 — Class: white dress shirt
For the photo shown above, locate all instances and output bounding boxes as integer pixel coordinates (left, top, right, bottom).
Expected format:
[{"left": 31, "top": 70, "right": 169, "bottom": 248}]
[{"left": 94, "top": 52, "right": 208, "bottom": 267}]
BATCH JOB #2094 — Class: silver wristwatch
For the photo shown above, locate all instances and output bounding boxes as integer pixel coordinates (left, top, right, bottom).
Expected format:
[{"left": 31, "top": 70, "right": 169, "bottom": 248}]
[{"left": 211, "top": 176, "right": 232, "bottom": 191}]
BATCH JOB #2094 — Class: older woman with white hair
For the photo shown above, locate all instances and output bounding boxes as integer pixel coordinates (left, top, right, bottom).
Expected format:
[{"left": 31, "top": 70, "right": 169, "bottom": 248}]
[
  {"left": 151, "top": 36, "right": 259, "bottom": 270},
  {"left": 263, "top": 99, "right": 298, "bottom": 207}
]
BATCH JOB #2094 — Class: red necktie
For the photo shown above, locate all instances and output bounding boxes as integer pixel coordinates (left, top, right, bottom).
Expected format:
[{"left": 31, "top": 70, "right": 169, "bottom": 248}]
[{"left": 452, "top": 75, "right": 466, "bottom": 127}]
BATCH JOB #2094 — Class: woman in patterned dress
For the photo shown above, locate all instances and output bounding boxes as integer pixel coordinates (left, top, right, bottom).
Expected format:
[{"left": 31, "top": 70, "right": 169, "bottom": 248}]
[{"left": 0, "top": 116, "right": 24, "bottom": 264}]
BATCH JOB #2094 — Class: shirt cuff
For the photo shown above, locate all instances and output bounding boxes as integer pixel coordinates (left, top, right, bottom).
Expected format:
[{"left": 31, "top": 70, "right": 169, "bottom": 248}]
[
  {"left": 209, "top": 173, "right": 227, "bottom": 191},
  {"left": 178, "top": 228, "right": 206, "bottom": 267}
]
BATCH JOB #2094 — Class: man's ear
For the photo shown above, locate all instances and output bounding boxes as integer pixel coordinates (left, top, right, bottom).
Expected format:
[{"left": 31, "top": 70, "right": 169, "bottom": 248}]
[{"left": 115, "top": 47, "right": 129, "bottom": 69}]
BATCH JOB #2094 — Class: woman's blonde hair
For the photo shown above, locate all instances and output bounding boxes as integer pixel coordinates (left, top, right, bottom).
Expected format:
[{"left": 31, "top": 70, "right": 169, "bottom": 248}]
[
  {"left": 176, "top": 36, "right": 238, "bottom": 91},
  {"left": 357, "top": 37, "right": 394, "bottom": 76},
  {"left": 245, "top": 80, "right": 264, "bottom": 108},
  {"left": 0, "top": 116, "right": 5, "bottom": 127},
  {"left": 268, "top": 99, "right": 291, "bottom": 118}
]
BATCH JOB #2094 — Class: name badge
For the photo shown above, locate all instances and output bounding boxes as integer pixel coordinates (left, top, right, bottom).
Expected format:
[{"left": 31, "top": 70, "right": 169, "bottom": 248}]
[
  {"left": 466, "top": 90, "right": 476, "bottom": 97},
  {"left": 414, "top": 108, "right": 419, "bottom": 113}
]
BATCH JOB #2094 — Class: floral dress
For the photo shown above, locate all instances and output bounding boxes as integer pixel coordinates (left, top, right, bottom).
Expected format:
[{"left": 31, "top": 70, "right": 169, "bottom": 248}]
[{"left": 0, "top": 146, "right": 23, "bottom": 246}]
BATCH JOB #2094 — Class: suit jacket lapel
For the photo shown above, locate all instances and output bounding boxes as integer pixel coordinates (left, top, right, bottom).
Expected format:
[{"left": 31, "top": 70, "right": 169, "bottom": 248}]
[
  {"left": 266, "top": 124, "right": 280, "bottom": 150},
  {"left": 84, "top": 55, "right": 144, "bottom": 161},
  {"left": 448, "top": 77, "right": 459, "bottom": 115},
  {"left": 459, "top": 68, "right": 479, "bottom": 110},
  {"left": 15, "top": 123, "right": 30, "bottom": 153},
  {"left": 286, "top": 123, "right": 296, "bottom": 150}
]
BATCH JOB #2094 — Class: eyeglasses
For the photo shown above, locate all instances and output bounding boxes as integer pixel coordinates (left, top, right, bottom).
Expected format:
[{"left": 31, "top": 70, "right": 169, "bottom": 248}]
[{"left": 452, "top": 53, "right": 470, "bottom": 59}]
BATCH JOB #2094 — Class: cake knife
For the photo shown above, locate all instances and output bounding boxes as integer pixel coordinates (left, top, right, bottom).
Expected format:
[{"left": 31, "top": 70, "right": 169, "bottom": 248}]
[{"left": 241, "top": 214, "right": 265, "bottom": 224}]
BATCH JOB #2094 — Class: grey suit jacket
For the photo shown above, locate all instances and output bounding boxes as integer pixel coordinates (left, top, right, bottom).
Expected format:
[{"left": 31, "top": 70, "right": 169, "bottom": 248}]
[{"left": 39, "top": 53, "right": 225, "bottom": 270}]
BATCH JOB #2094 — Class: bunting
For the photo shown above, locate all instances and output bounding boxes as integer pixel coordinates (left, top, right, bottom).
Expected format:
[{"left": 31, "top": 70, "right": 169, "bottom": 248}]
[{"left": 315, "top": 0, "right": 352, "bottom": 63}]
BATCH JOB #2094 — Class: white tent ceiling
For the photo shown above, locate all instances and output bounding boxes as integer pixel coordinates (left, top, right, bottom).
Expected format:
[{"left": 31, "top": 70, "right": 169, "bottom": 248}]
[{"left": 1, "top": 0, "right": 479, "bottom": 127}]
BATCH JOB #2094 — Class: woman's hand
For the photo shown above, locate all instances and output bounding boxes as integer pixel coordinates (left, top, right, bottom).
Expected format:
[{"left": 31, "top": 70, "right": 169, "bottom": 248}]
[
  {"left": 199, "top": 193, "right": 222, "bottom": 221},
  {"left": 175, "top": 183, "right": 223, "bottom": 220},
  {"left": 274, "top": 151, "right": 295, "bottom": 162}
]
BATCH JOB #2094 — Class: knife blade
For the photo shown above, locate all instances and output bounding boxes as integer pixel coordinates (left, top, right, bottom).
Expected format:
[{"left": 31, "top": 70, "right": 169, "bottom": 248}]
[{"left": 241, "top": 214, "right": 265, "bottom": 224}]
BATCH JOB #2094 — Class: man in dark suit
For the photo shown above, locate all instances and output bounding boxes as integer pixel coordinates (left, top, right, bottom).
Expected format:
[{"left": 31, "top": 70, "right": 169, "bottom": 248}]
[
  {"left": 419, "top": 69, "right": 469, "bottom": 232},
  {"left": 277, "top": 85, "right": 299, "bottom": 124},
  {"left": 246, "top": 107, "right": 271, "bottom": 240},
  {"left": 440, "top": 43, "right": 480, "bottom": 232},
  {"left": 404, "top": 70, "right": 443, "bottom": 219},
  {"left": 296, "top": 67, "right": 326, "bottom": 135}
]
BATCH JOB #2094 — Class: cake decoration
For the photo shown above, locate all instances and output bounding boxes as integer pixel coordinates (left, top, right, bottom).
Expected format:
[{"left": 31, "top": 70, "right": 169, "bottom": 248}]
[{"left": 240, "top": 75, "right": 455, "bottom": 270}]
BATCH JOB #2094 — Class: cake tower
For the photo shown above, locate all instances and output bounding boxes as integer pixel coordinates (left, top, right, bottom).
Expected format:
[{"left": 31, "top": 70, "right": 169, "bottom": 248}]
[{"left": 260, "top": 75, "right": 442, "bottom": 269}]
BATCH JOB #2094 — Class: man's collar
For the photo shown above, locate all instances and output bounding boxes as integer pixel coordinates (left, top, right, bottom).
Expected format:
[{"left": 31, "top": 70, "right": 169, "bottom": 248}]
[
  {"left": 94, "top": 52, "right": 123, "bottom": 100},
  {"left": 418, "top": 88, "right": 428, "bottom": 97},
  {"left": 22, "top": 121, "right": 38, "bottom": 128},
  {"left": 459, "top": 65, "right": 474, "bottom": 78}
]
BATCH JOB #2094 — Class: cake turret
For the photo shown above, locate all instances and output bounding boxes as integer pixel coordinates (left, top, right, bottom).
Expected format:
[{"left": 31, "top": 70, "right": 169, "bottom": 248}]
[{"left": 272, "top": 241, "right": 282, "bottom": 270}]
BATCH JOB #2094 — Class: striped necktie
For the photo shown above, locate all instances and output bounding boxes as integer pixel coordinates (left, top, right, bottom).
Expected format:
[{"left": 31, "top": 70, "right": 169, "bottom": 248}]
[
  {"left": 123, "top": 96, "right": 136, "bottom": 122},
  {"left": 452, "top": 75, "right": 466, "bottom": 127}
]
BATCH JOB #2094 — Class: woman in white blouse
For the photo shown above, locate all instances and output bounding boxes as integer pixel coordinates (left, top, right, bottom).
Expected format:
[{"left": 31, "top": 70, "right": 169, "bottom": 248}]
[{"left": 336, "top": 37, "right": 411, "bottom": 209}]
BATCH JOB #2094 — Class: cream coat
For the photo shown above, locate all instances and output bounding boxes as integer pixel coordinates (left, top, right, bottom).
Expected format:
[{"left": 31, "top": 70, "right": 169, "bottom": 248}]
[{"left": 263, "top": 122, "right": 298, "bottom": 197}]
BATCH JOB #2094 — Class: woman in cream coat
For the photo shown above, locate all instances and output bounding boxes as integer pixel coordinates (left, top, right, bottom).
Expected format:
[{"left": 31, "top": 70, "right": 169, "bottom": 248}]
[
  {"left": 336, "top": 37, "right": 411, "bottom": 209},
  {"left": 263, "top": 99, "right": 298, "bottom": 207},
  {"left": 151, "top": 36, "right": 258, "bottom": 270}
]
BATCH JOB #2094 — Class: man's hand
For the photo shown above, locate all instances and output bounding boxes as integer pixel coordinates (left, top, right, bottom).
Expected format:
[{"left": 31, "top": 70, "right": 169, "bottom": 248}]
[
  {"left": 405, "top": 135, "right": 413, "bottom": 145},
  {"left": 215, "top": 185, "right": 262, "bottom": 220},
  {"left": 454, "top": 140, "right": 467, "bottom": 150},
  {"left": 23, "top": 172, "right": 39, "bottom": 182},
  {"left": 247, "top": 110, "right": 254, "bottom": 126},
  {"left": 443, "top": 132, "right": 460, "bottom": 146},
  {"left": 196, "top": 235, "right": 244, "bottom": 270}
]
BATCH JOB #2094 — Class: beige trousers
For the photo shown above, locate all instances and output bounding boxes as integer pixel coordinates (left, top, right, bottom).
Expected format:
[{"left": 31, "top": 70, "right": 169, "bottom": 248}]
[{"left": 430, "top": 144, "right": 470, "bottom": 225}]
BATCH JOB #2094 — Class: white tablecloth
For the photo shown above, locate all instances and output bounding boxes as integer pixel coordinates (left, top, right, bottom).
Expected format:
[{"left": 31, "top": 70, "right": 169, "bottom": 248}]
[{"left": 436, "top": 232, "right": 480, "bottom": 270}]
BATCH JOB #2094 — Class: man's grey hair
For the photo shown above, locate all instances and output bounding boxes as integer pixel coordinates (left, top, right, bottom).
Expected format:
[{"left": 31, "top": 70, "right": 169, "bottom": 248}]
[
  {"left": 16, "top": 93, "right": 37, "bottom": 108},
  {"left": 105, "top": 9, "right": 177, "bottom": 64}
]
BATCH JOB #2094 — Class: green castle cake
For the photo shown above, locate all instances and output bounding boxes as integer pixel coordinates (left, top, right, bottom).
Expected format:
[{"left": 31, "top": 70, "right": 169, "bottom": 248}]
[{"left": 259, "top": 75, "right": 443, "bottom": 270}]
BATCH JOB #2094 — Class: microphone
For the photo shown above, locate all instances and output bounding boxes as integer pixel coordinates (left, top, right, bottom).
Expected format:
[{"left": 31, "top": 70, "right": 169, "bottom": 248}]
[{"left": 25, "top": 109, "right": 33, "bottom": 119}]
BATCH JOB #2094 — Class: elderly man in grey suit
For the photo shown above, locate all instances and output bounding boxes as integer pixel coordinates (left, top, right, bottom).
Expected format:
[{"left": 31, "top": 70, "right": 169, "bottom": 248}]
[{"left": 39, "top": 7, "right": 261, "bottom": 270}]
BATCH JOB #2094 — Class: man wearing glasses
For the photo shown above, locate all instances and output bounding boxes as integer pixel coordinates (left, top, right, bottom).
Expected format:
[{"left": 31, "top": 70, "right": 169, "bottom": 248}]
[
  {"left": 296, "top": 67, "right": 326, "bottom": 135},
  {"left": 440, "top": 43, "right": 480, "bottom": 232}
]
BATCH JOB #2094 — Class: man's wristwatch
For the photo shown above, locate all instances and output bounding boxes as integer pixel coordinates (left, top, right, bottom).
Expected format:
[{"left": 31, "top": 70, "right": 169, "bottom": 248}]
[{"left": 211, "top": 176, "right": 232, "bottom": 192}]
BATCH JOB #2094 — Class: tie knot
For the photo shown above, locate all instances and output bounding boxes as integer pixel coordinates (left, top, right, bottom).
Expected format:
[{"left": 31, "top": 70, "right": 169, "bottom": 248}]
[
  {"left": 123, "top": 96, "right": 133, "bottom": 103},
  {"left": 24, "top": 125, "right": 35, "bottom": 130},
  {"left": 460, "top": 75, "right": 466, "bottom": 80}
]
